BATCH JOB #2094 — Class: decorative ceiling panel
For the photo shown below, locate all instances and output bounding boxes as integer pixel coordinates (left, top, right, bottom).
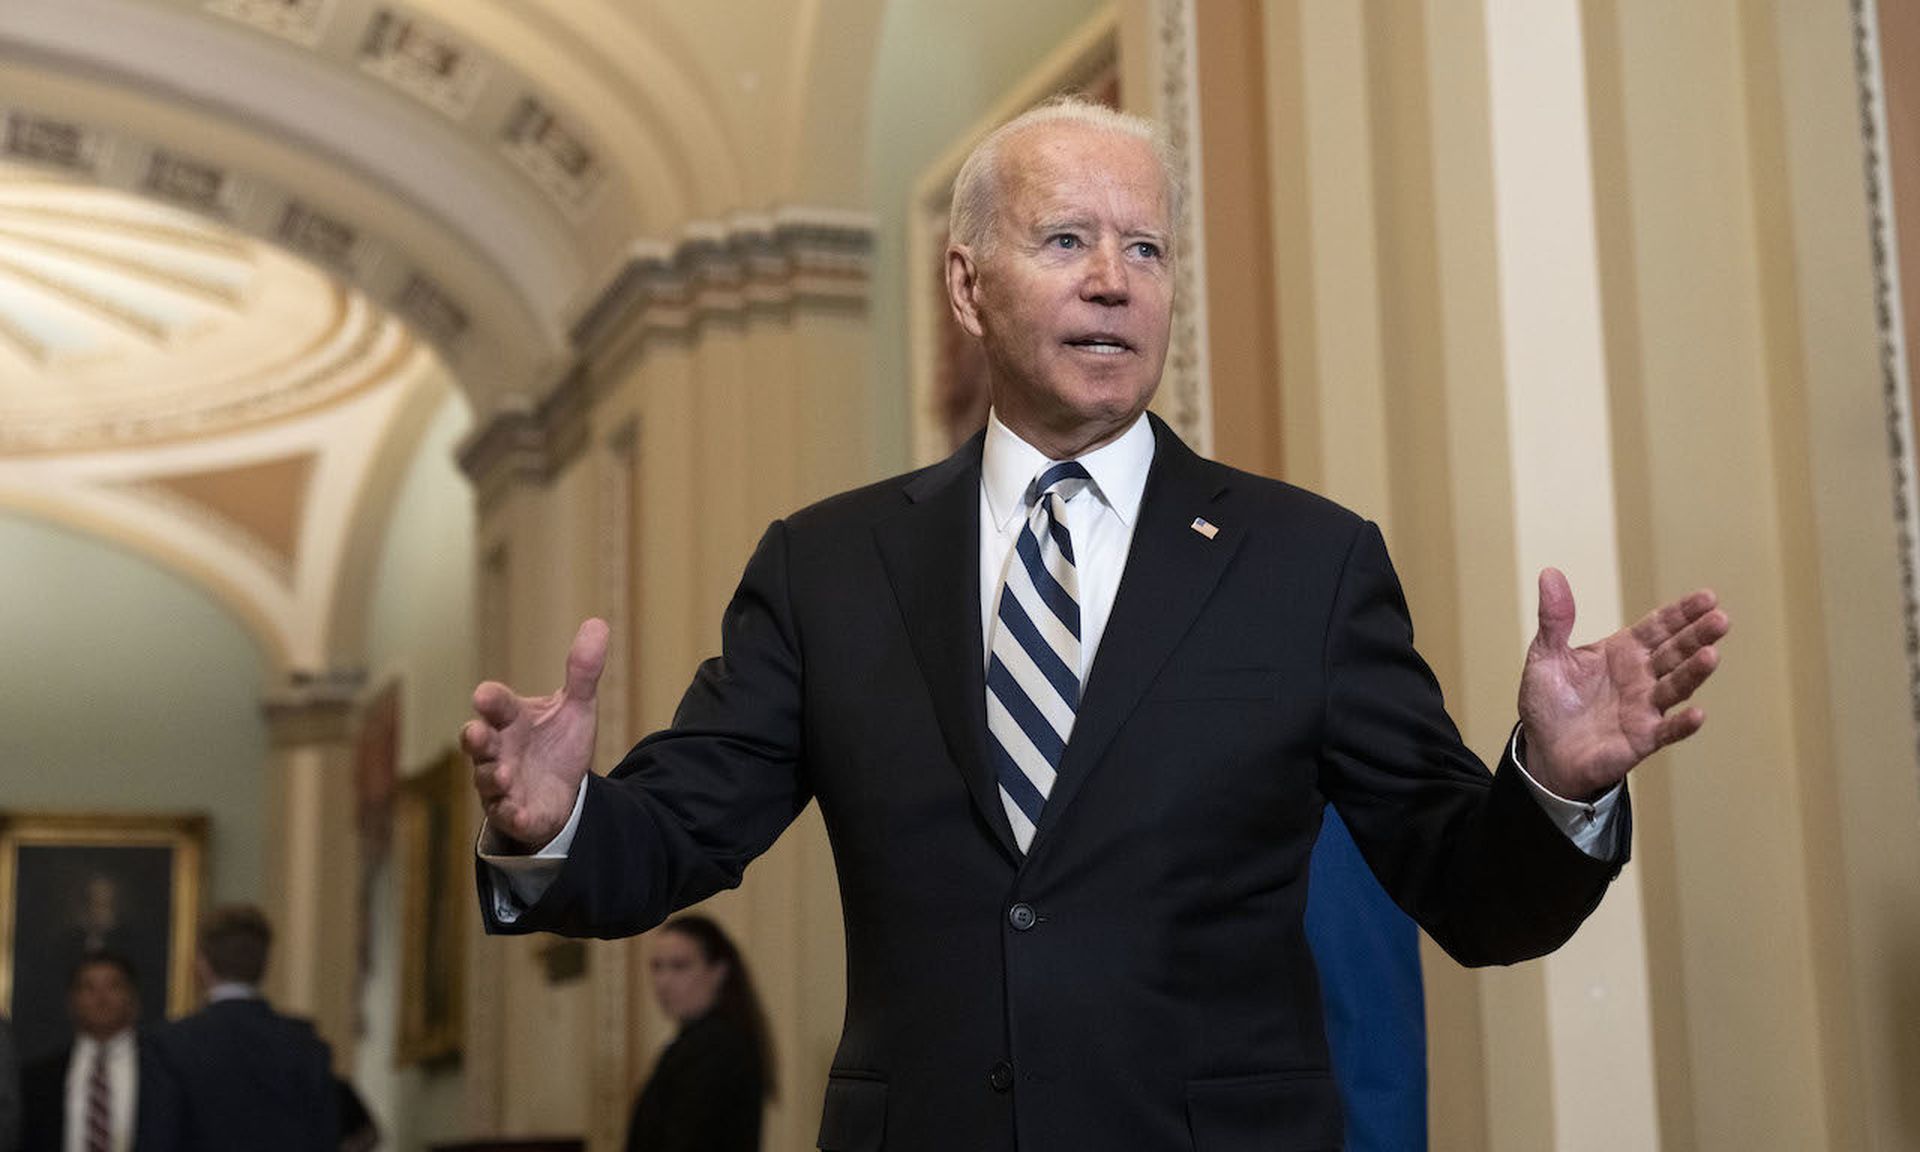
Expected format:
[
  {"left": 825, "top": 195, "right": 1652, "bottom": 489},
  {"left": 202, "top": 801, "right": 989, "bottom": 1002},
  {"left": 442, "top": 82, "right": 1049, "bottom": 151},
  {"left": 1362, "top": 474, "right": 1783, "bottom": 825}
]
[
  {"left": 0, "top": 162, "right": 408, "bottom": 455},
  {"left": 202, "top": 0, "right": 339, "bottom": 48},
  {"left": 141, "top": 450, "right": 316, "bottom": 569}
]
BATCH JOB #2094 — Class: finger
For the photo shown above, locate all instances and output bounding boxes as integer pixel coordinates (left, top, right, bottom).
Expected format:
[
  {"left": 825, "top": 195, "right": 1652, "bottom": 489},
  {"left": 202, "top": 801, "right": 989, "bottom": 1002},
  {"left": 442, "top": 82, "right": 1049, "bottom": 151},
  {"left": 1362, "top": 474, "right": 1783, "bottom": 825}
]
[
  {"left": 1650, "top": 608, "right": 1731, "bottom": 677},
  {"left": 1631, "top": 588, "right": 1719, "bottom": 649},
  {"left": 1650, "top": 645, "right": 1720, "bottom": 711},
  {"left": 1533, "top": 568, "right": 1576, "bottom": 652},
  {"left": 459, "top": 718, "right": 498, "bottom": 761},
  {"left": 472, "top": 681, "right": 521, "bottom": 726},
  {"left": 564, "top": 618, "right": 611, "bottom": 704},
  {"left": 1654, "top": 706, "right": 1706, "bottom": 749},
  {"left": 473, "top": 760, "right": 510, "bottom": 804}
]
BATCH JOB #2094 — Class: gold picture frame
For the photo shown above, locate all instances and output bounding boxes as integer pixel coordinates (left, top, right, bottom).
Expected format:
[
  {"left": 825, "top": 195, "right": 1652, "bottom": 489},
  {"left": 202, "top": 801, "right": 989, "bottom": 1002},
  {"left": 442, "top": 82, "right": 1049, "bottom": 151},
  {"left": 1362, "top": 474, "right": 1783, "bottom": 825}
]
[
  {"left": 906, "top": 8, "right": 1121, "bottom": 466},
  {"left": 0, "top": 810, "right": 206, "bottom": 1063},
  {"left": 397, "top": 747, "right": 467, "bottom": 1065}
]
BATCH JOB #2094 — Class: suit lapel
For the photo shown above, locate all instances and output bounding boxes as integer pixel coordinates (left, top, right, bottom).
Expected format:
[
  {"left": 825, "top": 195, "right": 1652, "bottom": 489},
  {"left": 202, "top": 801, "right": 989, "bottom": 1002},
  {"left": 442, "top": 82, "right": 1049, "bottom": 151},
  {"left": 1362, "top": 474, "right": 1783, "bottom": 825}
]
[
  {"left": 872, "top": 432, "right": 1022, "bottom": 862},
  {"left": 1030, "top": 415, "right": 1243, "bottom": 852}
]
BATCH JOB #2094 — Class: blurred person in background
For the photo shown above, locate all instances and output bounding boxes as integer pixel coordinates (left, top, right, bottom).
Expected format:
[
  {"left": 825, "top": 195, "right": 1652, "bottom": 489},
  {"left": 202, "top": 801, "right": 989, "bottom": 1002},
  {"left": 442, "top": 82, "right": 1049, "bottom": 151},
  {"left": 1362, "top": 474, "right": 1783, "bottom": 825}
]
[
  {"left": 626, "top": 915, "right": 772, "bottom": 1152},
  {"left": 1, "top": 1014, "right": 19, "bottom": 1152},
  {"left": 19, "top": 954, "right": 166, "bottom": 1152},
  {"left": 334, "top": 1077, "right": 379, "bottom": 1152},
  {"left": 146, "top": 905, "right": 335, "bottom": 1152}
]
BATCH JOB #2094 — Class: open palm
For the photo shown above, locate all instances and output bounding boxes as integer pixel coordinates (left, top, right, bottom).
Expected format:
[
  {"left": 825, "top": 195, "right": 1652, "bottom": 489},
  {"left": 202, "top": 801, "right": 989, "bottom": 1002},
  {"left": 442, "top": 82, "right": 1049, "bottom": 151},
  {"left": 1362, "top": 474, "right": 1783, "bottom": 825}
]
[
  {"left": 1517, "top": 569, "right": 1728, "bottom": 800},
  {"left": 462, "top": 618, "right": 610, "bottom": 848}
]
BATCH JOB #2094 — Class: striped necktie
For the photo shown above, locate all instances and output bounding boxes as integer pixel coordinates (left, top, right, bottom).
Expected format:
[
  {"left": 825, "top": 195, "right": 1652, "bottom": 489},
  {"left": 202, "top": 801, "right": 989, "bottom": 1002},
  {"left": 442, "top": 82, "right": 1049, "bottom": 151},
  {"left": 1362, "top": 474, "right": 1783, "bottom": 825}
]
[
  {"left": 84, "top": 1042, "right": 112, "bottom": 1152},
  {"left": 989, "top": 460, "right": 1093, "bottom": 851}
]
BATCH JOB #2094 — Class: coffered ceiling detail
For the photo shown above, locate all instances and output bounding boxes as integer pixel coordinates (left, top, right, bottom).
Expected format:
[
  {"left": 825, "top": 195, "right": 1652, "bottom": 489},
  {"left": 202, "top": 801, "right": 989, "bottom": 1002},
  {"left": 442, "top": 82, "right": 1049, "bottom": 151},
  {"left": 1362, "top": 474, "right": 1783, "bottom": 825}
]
[
  {"left": 139, "top": 452, "right": 317, "bottom": 571},
  {"left": 0, "top": 156, "right": 442, "bottom": 668},
  {"left": 0, "top": 163, "right": 398, "bottom": 455},
  {"left": 0, "top": 0, "right": 886, "bottom": 670}
]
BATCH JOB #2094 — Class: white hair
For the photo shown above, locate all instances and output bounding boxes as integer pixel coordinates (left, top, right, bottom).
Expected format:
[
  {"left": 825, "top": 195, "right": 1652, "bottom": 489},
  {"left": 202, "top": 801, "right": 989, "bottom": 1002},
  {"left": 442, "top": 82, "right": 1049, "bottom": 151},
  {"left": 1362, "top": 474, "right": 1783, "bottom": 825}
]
[{"left": 948, "top": 94, "right": 1180, "bottom": 258}]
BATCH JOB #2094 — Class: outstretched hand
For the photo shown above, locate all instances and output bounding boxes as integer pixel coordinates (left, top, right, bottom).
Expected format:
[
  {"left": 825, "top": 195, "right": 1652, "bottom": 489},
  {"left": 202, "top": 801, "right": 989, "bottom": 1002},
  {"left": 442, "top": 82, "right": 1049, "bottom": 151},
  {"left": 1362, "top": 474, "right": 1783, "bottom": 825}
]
[
  {"left": 462, "top": 618, "right": 610, "bottom": 849},
  {"left": 1518, "top": 569, "right": 1729, "bottom": 800}
]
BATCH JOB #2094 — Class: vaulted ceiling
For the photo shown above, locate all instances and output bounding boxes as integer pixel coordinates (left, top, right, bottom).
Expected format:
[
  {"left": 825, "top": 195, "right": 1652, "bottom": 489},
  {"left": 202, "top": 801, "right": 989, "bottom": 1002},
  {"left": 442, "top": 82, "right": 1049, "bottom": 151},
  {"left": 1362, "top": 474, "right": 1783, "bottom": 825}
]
[{"left": 0, "top": 0, "right": 883, "bottom": 671}]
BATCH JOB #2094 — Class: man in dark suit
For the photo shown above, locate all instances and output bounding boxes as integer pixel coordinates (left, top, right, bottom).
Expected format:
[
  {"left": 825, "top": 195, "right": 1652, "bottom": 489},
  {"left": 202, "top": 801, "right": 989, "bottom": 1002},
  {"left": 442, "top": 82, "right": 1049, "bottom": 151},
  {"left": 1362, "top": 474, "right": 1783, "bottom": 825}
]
[
  {"left": 144, "top": 906, "right": 336, "bottom": 1152},
  {"left": 18, "top": 954, "right": 166, "bottom": 1152},
  {"left": 467, "top": 97, "right": 1727, "bottom": 1150},
  {"left": 2, "top": 1014, "right": 20, "bottom": 1152}
]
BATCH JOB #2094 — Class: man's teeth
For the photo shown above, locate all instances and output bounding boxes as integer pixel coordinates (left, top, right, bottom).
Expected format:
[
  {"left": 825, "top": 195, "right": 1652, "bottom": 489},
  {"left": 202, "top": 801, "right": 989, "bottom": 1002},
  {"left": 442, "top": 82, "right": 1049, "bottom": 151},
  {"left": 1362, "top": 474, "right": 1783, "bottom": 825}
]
[{"left": 1070, "top": 339, "right": 1127, "bottom": 353}]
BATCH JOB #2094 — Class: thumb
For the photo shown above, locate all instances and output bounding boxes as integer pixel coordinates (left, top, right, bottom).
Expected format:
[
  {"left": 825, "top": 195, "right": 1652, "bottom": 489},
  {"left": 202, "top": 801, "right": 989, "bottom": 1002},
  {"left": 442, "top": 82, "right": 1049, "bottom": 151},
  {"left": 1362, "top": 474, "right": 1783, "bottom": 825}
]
[
  {"left": 1533, "top": 567, "right": 1576, "bottom": 654},
  {"left": 564, "top": 618, "right": 611, "bottom": 703}
]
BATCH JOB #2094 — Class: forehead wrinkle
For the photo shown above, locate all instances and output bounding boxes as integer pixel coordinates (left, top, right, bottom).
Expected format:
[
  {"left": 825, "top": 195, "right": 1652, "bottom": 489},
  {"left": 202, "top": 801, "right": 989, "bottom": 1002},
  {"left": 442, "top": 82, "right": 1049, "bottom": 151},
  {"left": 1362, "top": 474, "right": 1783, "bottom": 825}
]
[{"left": 1017, "top": 180, "right": 1168, "bottom": 232}]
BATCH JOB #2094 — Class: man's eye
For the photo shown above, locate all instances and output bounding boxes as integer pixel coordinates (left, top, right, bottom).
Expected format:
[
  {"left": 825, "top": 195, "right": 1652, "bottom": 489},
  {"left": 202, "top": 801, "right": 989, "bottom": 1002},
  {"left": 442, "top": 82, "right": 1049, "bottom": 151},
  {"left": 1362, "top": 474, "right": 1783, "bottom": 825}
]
[
  {"left": 1130, "top": 241, "right": 1162, "bottom": 260},
  {"left": 1049, "top": 234, "right": 1081, "bottom": 250}
]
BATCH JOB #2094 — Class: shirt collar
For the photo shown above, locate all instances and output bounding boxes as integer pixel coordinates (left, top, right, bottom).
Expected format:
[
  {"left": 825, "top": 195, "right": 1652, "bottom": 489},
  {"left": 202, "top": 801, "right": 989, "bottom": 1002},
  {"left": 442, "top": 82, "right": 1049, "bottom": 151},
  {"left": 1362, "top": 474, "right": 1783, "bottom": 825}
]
[
  {"left": 76, "top": 1028, "right": 134, "bottom": 1057},
  {"left": 982, "top": 409, "right": 1156, "bottom": 531},
  {"left": 207, "top": 981, "right": 260, "bottom": 1004}
]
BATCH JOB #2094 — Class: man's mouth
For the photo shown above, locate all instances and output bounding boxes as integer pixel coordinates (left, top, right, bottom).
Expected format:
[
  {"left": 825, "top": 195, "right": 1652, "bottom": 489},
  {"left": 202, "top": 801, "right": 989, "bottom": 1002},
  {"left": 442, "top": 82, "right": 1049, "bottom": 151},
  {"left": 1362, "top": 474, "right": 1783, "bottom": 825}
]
[{"left": 1064, "top": 333, "right": 1133, "bottom": 355}]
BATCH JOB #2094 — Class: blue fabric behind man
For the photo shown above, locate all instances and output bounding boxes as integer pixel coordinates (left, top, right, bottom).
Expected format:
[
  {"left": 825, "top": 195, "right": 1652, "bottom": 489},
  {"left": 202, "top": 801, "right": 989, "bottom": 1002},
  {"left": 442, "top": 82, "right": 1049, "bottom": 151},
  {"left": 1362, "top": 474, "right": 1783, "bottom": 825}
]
[{"left": 1307, "top": 806, "right": 1429, "bottom": 1151}]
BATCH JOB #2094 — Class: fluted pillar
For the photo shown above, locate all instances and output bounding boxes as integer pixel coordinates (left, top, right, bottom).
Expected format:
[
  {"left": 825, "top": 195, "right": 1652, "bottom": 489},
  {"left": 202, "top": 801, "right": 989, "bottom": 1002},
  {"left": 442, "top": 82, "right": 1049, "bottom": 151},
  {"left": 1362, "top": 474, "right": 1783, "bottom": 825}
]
[{"left": 260, "top": 667, "right": 365, "bottom": 1071}]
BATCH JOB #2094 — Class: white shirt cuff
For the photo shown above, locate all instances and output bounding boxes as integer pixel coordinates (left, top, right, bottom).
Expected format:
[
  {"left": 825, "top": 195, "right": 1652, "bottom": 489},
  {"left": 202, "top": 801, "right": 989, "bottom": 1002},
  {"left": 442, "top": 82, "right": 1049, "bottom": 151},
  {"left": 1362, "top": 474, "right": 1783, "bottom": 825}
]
[
  {"left": 1509, "top": 728, "right": 1625, "bottom": 860},
  {"left": 476, "top": 777, "right": 589, "bottom": 923}
]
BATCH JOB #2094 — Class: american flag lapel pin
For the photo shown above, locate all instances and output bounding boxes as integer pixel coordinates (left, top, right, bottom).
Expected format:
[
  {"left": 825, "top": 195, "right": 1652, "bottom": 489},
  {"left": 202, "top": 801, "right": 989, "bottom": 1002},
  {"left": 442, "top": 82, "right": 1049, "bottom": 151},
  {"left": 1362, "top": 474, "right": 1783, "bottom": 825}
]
[{"left": 1190, "top": 516, "right": 1219, "bottom": 540}]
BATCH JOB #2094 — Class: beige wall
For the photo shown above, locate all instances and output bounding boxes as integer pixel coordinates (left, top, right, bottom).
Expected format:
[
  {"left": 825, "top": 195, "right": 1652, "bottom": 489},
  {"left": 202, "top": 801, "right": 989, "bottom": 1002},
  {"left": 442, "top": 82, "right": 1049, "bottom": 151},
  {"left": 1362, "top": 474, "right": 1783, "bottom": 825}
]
[
  {"left": 1220, "top": 1, "right": 1920, "bottom": 1149},
  {"left": 459, "top": 247, "right": 875, "bottom": 1151}
]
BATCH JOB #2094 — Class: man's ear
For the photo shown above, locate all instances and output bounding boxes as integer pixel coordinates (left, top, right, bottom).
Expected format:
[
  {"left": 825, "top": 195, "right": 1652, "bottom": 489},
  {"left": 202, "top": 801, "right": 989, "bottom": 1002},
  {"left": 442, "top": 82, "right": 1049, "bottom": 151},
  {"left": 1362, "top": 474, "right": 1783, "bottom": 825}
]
[{"left": 946, "top": 245, "right": 985, "bottom": 338}]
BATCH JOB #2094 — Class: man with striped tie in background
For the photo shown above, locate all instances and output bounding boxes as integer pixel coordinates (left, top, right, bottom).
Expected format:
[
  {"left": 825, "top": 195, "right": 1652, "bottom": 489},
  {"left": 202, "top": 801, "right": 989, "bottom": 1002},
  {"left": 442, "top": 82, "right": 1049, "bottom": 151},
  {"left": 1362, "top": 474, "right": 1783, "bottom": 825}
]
[
  {"left": 19, "top": 955, "right": 165, "bottom": 1152},
  {"left": 468, "top": 96, "right": 1728, "bottom": 1150}
]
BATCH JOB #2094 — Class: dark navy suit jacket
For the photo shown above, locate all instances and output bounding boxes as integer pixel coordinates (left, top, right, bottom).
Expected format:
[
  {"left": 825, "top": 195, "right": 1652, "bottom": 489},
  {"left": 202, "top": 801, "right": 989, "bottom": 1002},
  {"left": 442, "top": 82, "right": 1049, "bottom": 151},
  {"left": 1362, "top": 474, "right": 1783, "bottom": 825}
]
[
  {"left": 145, "top": 998, "right": 336, "bottom": 1152},
  {"left": 485, "top": 416, "right": 1623, "bottom": 1150},
  {"left": 18, "top": 1033, "right": 170, "bottom": 1152}
]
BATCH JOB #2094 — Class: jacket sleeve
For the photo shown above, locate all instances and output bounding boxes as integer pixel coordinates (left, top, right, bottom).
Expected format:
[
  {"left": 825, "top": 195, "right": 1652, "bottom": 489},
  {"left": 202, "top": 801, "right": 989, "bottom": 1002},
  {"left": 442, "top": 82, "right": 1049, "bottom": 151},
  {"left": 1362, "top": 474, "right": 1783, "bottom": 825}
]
[
  {"left": 1316, "top": 520, "right": 1627, "bottom": 967},
  {"left": 478, "top": 520, "right": 813, "bottom": 939}
]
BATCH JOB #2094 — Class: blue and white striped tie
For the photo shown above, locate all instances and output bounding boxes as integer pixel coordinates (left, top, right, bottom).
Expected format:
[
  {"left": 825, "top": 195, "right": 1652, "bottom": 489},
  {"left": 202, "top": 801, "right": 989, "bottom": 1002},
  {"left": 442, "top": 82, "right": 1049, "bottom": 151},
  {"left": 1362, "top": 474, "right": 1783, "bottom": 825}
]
[{"left": 989, "top": 460, "right": 1093, "bottom": 851}]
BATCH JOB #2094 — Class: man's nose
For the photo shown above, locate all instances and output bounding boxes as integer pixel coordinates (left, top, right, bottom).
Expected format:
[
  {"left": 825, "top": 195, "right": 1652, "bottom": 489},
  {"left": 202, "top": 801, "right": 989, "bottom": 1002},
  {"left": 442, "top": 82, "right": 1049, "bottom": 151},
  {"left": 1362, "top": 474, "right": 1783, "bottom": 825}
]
[{"left": 1080, "top": 240, "right": 1129, "bottom": 304}]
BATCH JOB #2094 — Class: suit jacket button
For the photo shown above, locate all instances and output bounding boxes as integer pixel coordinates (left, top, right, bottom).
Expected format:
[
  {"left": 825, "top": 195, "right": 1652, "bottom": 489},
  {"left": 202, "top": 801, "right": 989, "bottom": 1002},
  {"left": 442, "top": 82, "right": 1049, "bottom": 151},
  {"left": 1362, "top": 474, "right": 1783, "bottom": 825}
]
[
  {"left": 989, "top": 1061, "right": 1015, "bottom": 1092},
  {"left": 1008, "top": 902, "right": 1037, "bottom": 931}
]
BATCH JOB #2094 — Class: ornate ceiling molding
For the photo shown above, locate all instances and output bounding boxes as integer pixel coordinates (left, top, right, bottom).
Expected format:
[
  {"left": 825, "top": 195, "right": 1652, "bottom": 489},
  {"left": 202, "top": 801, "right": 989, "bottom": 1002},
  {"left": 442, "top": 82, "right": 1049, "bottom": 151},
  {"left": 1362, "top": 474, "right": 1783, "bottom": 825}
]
[
  {"left": 460, "top": 207, "right": 873, "bottom": 504},
  {"left": 1146, "top": 0, "right": 1212, "bottom": 455},
  {"left": 571, "top": 207, "right": 874, "bottom": 357},
  {"left": 0, "top": 106, "right": 488, "bottom": 380},
  {"left": 1853, "top": 0, "right": 1920, "bottom": 789}
]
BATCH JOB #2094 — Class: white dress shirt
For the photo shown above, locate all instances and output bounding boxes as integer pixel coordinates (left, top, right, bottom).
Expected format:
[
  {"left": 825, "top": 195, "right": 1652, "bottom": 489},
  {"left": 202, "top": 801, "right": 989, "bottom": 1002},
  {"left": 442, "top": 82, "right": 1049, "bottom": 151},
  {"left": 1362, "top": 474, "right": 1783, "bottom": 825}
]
[
  {"left": 978, "top": 410, "right": 1154, "bottom": 679},
  {"left": 977, "top": 409, "right": 1620, "bottom": 856},
  {"left": 63, "top": 1030, "right": 135, "bottom": 1152},
  {"left": 482, "top": 409, "right": 1620, "bottom": 919}
]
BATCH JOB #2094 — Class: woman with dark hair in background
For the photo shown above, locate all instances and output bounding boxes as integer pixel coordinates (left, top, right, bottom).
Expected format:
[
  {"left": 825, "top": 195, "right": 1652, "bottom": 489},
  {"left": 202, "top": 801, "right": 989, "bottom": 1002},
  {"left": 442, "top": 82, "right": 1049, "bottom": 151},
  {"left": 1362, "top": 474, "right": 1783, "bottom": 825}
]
[{"left": 626, "top": 915, "right": 772, "bottom": 1152}]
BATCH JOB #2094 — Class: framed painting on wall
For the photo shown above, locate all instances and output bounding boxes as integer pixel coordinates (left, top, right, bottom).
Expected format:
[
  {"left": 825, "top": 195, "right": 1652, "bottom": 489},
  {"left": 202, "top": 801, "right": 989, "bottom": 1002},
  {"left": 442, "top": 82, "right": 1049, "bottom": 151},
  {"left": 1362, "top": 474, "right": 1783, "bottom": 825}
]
[
  {"left": 397, "top": 746, "right": 467, "bottom": 1065},
  {"left": 0, "top": 810, "right": 206, "bottom": 1064}
]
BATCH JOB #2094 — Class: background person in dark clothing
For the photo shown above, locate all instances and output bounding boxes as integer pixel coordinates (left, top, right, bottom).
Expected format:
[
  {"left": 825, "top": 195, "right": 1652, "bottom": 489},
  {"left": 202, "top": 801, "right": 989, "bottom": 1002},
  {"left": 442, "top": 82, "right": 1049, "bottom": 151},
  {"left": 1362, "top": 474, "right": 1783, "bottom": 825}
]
[
  {"left": 334, "top": 1077, "right": 379, "bottom": 1152},
  {"left": 626, "top": 915, "right": 771, "bottom": 1152},
  {"left": 18, "top": 953, "right": 168, "bottom": 1152},
  {"left": 147, "top": 905, "right": 336, "bottom": 1152},
  {"left": 1, "top": 1014, "right": 18, "bottom": 1152}
]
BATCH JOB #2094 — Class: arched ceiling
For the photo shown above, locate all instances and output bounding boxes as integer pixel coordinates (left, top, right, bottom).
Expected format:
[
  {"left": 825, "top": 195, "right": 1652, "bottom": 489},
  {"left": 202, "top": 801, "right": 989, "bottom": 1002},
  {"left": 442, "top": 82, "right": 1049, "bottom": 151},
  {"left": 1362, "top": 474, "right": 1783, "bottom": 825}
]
[
  {"left": 0, "top": 159, "right": 440, "bottom": 670},
  {"left": 0, "top": 0, "right": 885, "bottom": 672},
  {"left": 0, "top": 164, "right": 390, "bottom": 454}
]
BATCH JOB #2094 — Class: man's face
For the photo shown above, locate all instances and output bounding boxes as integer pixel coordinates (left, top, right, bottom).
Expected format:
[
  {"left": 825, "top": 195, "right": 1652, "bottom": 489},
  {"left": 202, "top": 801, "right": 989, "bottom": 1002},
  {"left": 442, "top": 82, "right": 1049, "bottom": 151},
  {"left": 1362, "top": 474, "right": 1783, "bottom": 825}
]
[
  {"left": 69, "top": 961, "right": 138, "bottom": 1040},
  {"left": 948, "top": 121, "right": 1174, "bottom": 458}
]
